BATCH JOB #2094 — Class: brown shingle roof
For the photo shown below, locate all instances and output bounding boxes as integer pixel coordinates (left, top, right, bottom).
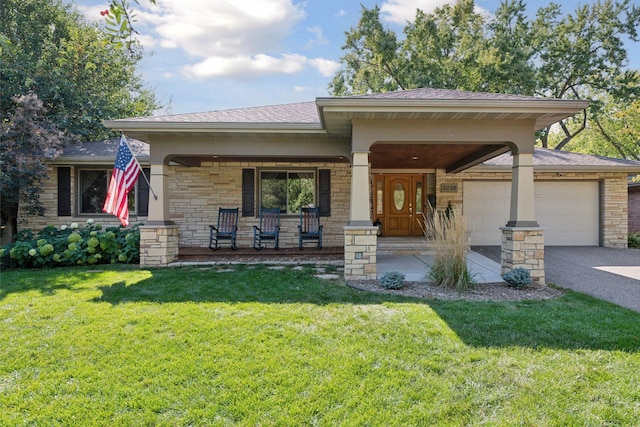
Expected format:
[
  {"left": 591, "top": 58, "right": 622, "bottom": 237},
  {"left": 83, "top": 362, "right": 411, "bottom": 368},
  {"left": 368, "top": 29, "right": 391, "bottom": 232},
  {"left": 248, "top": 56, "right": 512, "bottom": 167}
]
[
  {"left": 124, "top": 101, "right": 320, "bottom": 124},
  {"left": 482, "top": 147, "right": 640, "bottom": 168},
  {"left": 340, "top": 87, "right": 542, "bottom": 101}
]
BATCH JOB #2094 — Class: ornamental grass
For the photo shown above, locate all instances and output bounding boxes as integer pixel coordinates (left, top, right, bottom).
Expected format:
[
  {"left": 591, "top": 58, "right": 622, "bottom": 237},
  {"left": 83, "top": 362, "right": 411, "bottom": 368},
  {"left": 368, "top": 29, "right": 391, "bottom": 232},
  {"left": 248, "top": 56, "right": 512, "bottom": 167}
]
[{"left": 424, "top": 202, "right": 475, "bottom": 290}]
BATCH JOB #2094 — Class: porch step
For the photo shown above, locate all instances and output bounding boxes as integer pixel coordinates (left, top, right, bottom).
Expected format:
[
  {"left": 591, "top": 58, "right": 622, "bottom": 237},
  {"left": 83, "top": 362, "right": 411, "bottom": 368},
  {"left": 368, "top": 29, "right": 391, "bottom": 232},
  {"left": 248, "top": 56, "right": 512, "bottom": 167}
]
[{"left": 376, "top": 237, "right": 435, "bottom": 255}]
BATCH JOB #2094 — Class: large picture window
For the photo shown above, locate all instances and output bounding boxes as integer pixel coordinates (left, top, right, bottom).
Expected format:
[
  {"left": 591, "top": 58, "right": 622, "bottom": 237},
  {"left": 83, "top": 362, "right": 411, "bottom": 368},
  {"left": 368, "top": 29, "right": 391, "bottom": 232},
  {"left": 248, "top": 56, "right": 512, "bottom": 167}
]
[
  {"left": 260, "top": 170, "right": 315, "bottom": 214},
  {"left": 79, "top": 169, "right": 136, "bottom": 214}
]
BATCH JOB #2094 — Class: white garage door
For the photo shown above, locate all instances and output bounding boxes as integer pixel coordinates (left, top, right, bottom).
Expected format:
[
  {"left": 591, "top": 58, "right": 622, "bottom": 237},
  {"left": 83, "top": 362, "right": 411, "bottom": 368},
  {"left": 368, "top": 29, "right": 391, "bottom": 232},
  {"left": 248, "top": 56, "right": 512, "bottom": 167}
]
[{"left": 463, "top": 181, "right": 599, "bottom": 246}]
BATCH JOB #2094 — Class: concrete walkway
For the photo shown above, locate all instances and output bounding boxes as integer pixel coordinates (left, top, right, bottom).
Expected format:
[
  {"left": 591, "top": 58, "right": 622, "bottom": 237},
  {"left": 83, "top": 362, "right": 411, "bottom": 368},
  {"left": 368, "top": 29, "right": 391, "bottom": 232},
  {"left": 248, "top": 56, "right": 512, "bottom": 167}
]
[{"left": 377, "top": 251, "right": 504, "bottom": 283}]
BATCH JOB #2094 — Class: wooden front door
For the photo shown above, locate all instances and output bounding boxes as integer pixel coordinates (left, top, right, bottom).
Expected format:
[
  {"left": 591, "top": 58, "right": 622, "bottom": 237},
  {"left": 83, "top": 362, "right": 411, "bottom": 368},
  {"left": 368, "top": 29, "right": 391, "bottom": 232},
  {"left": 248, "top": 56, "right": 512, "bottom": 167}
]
[{"left": 376, "top": 174, "right": 425, "bottom": 236}]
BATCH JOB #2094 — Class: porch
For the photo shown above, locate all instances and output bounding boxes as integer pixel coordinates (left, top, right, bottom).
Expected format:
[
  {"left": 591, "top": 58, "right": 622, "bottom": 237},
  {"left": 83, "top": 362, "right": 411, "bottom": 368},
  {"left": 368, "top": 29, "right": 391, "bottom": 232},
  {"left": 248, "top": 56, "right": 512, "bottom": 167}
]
[{"left": 172, "top": 237, "right": 503, "bottom": 284}]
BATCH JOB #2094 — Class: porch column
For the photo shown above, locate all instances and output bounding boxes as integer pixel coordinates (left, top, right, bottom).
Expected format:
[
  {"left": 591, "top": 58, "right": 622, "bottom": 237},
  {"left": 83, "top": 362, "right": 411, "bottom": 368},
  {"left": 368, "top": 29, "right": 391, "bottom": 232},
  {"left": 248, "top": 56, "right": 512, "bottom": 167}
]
[
  {"left": 344, "top": 151, "right": 378, "bottom": 281},
  {"left": 140, "top": 163, "right": 178, "bottom": 267},
  {"left": 500, "top": 152, "right": 545, "bottom": 285}
]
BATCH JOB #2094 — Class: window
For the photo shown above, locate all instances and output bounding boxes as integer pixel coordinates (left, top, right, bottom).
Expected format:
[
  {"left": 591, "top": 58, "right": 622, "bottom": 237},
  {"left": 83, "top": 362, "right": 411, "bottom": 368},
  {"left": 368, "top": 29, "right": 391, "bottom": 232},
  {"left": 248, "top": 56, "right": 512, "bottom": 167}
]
[
  {"left": 78, "top": 169, "right": 136, "bottom": 214},
  {"left": 260, "top": 170, "right": 315, "bottom": 214}
]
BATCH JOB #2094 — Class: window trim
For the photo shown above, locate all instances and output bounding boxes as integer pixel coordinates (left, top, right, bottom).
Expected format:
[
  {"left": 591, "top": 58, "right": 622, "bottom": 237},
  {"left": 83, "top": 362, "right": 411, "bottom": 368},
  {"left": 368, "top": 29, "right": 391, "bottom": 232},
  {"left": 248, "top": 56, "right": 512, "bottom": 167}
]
[
  {"left": 257, "top": 168, "right": 317, "bottom": 216},
  {"left": 76, "top": 167, "right": 141, "bottom": 216}
]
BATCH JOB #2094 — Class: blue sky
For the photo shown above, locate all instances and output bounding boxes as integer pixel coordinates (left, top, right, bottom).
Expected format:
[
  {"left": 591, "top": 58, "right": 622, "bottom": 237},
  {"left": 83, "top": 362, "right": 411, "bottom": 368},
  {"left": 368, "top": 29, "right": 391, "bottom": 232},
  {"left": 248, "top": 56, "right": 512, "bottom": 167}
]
[{"left": 71, "top": 0, "right": 640, "bottom": 115}]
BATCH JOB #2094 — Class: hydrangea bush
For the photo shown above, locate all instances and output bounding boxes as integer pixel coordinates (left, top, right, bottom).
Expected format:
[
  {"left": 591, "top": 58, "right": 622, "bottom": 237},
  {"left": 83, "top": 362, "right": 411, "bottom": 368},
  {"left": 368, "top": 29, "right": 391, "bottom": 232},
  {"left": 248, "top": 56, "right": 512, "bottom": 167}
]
[{"left": 0, "top": 219, "right": 140, "bottom": 269}]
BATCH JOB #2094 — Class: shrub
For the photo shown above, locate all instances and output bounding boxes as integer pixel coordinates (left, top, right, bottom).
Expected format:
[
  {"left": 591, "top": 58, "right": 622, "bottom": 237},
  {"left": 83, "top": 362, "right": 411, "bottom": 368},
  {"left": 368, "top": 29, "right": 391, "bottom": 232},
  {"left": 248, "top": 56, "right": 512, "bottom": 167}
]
[
  {"left": 629, "top": 232, "right": 640, "bottom": 249},
  {"left": 502, "top": 267, "right": 532, "bottom": 289},
  {"left": 380, "top": 270, "right": 406, "bottom": 290},
  {"left": 0, "top": 219, "right": 141, "bottom": 269},
  {"left": 424, "top": 205, "right": 476, "bottom": 291}
]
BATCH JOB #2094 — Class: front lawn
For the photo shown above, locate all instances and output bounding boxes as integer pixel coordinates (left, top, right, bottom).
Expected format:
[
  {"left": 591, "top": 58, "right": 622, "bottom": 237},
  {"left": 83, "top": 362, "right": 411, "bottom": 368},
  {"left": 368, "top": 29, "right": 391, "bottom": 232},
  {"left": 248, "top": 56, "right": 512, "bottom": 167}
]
[{"left": 1, "top": 265, "right": 639, "bottom": 426}]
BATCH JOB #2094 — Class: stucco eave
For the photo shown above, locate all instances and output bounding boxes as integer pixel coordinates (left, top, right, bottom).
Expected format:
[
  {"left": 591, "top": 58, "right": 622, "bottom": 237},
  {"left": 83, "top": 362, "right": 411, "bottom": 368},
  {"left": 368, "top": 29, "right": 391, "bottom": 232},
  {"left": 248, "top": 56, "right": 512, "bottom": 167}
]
[
  {"left": 316, "top": 97, "right": 589, "bottom": 113},
  {"left": 102, "top": 120, "right": 326, "bottom": 135},
  {"left": 49, "top": 157, "right": 150, "bottom": 166}
]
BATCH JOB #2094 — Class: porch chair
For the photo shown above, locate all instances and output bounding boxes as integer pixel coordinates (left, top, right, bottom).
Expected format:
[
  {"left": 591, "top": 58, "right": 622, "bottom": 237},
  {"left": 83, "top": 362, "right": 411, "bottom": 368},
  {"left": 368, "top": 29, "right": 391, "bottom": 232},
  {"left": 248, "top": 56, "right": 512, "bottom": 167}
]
[
  {"left": 253, "top": 208, "right": 281, "bottom": 250},
  {"left": 298, "top": 207, "right": 323, "bottom": 249},
  {"left": 209, "top": 207, "right": 239, "bottom": 250}
]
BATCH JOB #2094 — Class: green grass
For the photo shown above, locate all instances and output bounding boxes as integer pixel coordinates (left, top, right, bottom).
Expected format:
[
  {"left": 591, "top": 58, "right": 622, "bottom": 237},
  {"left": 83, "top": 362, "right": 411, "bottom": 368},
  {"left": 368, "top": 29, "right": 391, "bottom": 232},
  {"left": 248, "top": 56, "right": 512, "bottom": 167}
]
[{"left": 1, "top": 265, "right": 639, "bottom": 426}]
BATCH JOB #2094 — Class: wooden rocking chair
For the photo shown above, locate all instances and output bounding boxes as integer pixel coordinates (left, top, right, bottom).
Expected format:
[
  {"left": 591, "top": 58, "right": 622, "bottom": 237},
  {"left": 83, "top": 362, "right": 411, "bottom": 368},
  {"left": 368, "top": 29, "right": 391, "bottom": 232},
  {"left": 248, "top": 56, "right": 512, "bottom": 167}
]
[
  {"left": 253, "top": 208, "right": 281, "bottom": 249},
  {"left": 298, "top": 207, "right": 323, "bottom": 249},
  {"left": 209, "top": 208, "right": 238, "bottom": 250}
]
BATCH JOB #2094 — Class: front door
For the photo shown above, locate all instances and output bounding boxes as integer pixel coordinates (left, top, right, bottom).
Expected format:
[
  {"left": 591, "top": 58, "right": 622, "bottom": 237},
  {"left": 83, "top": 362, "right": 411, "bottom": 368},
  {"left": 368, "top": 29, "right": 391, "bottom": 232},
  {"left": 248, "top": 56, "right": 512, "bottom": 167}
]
[{"left": 375, "top": 174, "right": 425, "bottom": 236}]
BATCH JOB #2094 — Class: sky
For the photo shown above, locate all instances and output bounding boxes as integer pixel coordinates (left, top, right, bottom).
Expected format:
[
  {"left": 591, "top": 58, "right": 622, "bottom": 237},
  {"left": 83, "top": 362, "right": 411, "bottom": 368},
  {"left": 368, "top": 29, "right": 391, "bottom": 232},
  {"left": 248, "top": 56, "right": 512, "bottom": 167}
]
[{"left": 70, "top": 0, "right": 640, "bottom": 116}]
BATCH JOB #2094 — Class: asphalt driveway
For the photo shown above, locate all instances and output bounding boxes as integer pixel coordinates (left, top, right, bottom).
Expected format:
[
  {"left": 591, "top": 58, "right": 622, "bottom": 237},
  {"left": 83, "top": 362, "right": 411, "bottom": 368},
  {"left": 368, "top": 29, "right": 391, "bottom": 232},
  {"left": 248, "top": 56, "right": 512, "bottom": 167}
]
[{"left": 473, "top": 246, "right": 640, "bottom": 312}]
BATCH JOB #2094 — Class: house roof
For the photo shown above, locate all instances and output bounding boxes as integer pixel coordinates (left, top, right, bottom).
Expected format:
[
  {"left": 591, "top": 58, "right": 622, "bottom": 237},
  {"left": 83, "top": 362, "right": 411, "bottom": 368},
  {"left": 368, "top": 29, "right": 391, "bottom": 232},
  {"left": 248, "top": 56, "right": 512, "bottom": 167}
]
[
  {"left": 50, "top": 138, "right": 150, "bottom": 165},
  {"left": 472, "top": 147, "right": 640, "bottom": 172},
  {"left": 104, "top": 87, "right": 589, "bottom": 140}
]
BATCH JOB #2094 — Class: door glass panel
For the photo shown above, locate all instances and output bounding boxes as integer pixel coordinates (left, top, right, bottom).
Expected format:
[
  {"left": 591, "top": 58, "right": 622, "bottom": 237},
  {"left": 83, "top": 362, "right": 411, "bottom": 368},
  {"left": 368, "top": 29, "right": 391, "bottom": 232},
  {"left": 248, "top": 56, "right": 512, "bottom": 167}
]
[
  {"left": 376, "top": 180, "right": 383, "bottom": 215},
  {"left": 393, "top": 182, "right": 405, "bottom": 211},
  {"left": 416, "top": 181, "right": 423, "bottom": 214}
]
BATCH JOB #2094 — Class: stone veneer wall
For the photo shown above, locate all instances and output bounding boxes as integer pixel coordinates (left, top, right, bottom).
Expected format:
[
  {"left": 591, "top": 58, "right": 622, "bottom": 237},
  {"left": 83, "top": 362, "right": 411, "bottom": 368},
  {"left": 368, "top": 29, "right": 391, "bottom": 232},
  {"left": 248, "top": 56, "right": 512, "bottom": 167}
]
[
  {"left": 343, "top": 226, "right": 377, "bottom": 280},
  {"left": 629, "top": 186, "right": 640, "bottom": 233},
  {"left": 168, "top": 161, "right": 351, "bottom": 248},
  {"left": 18, "top": 165, "right": 145, "bottom": 232},
  {"left": 500, "top": 227, "right": 545, "bottom": 285}
]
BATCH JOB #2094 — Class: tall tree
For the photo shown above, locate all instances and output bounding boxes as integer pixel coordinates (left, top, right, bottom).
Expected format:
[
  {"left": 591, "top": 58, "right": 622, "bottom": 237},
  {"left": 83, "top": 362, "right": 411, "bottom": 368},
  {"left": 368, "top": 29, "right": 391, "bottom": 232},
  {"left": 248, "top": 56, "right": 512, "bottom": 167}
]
[
  {"left": 330, "top": 0, "right": 640, "bottom": 153},
  {"left": 0, "top": 0, "right": 159, "bottom": 141},
  {"left": 0, "top": 93, "right": 72, "bottom": 236}
]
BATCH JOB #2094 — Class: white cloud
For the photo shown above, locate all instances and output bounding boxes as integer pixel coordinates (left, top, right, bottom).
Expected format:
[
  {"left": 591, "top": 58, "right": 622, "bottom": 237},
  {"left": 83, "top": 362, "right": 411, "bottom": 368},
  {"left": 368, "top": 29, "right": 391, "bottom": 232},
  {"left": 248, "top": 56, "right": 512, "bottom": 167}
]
[
  {"left": 145, "top": 0, "right": 305, "bottom": 58},
  {"left": 380, "top": 0, "right": 490, "bottom": 24},
  {"left": 305, "top": 26, "right": 329, "bottom": 49},
  {"left": 184, "top": 53, "right": 308, "bottom": 79},
  {"left": 380, "top": 0, "right": 451, "bottom": 24},
  {"left": 309, "top": 58, "right": 340, "bottom": 77}
]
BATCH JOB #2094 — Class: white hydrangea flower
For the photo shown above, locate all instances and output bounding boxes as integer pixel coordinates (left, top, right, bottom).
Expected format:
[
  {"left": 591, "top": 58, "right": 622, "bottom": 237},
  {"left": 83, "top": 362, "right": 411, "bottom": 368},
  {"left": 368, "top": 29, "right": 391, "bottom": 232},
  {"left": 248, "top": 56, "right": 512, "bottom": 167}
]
[
  {"left": 60, "top": 225, "right": 67, "bottom": 230},
  {"left": 70, "top": 222, "right": 79, "bottom": 229},
  {"left": 87, "top": 218, "right": 94, "bottom": 224}
]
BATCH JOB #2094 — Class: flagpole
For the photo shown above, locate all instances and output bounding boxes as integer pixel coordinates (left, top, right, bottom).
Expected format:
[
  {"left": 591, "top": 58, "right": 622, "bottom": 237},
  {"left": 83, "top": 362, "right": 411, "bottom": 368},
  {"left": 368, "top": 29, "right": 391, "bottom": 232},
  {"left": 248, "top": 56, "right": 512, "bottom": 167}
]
[{"left": 120, "top": 132, "right": 158, "bottom": 200}]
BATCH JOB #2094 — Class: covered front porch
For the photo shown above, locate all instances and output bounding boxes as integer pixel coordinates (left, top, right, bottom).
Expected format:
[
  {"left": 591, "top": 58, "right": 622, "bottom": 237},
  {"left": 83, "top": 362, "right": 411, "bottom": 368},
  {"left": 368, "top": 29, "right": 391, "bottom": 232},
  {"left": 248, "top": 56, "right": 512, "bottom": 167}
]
[{"left": 104, "top": 88, "right": 589, "bottom": 286}]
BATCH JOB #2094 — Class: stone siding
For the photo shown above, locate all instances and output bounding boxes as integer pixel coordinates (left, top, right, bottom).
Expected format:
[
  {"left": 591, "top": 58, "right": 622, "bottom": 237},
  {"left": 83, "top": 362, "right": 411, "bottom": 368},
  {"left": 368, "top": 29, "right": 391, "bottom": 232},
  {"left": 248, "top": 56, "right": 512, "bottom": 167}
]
[
  {"left": 628, "top": 186, "right": 640, "bottom": 233},
  {"left": 169, "top": 161, "right": 350, "bottom": 248}
]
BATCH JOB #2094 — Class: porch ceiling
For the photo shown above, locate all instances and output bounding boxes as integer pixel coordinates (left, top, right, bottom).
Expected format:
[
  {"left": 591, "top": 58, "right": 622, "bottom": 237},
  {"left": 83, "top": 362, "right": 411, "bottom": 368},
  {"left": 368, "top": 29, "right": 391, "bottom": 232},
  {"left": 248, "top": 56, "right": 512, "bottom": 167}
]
[{"left": 370, "top": 143, "right": 509, "bottom": 172}]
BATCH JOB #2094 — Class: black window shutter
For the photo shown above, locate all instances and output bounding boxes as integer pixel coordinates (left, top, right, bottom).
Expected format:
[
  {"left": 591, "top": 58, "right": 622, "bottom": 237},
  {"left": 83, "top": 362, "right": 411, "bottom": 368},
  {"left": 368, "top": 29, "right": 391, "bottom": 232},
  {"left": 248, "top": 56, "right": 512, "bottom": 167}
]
[
  {"left": 57, "top": 167, "right": 71, "bottom": 216},
  {"left": 318, "top": 169, "right": 331, "bottom": 217},
  {"left": 242, "top": 169, "right": 255, "bottom": 217},
  {"left": 137, "top": 168, "right": 150, "bottom": 216}
]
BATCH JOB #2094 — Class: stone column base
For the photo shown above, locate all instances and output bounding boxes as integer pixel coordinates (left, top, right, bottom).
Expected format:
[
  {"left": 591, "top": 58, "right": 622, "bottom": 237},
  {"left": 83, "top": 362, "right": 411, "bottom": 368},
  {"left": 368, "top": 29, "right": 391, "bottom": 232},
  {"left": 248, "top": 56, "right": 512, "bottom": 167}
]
[
  {"left": 500, "top": 226, "right": 545, "bottom": 285},
  {"left": 344, "top": 226, "right": 378, "bottom": 281},
  {"left": 139, "top": 225, "right": 179, "bottom": 267}
]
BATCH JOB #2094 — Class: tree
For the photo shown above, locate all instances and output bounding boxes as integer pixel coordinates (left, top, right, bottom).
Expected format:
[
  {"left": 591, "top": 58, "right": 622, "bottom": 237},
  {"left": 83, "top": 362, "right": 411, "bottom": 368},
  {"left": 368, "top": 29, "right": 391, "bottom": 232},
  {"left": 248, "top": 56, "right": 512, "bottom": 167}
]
[
  {"left": 330, "top": 0, "right": 640, "bottom": 153},
  {"left": 102, "top": 0, "right": 157, "bottom": 54},
  {"left": 0, "top": 0, "right": 159, "bottom": 142},
  {"left": 0, "top": 93, "right": 73, "bottom": 236}
]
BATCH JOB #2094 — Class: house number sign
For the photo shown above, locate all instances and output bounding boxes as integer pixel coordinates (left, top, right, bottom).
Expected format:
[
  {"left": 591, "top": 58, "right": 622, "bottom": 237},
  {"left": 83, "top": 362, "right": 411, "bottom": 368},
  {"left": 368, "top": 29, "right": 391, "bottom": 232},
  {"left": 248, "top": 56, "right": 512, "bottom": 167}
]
[{"left": 440, "top": 183, "right": 458, "bottom": 193}]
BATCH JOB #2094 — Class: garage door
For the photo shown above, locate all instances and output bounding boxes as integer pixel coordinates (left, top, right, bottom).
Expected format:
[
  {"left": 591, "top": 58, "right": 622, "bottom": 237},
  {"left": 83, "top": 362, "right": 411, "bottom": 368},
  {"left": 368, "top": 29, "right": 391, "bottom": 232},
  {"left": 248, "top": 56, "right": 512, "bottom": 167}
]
[{"left": 463, "top": 181, "right": 599, "bottom": 245}]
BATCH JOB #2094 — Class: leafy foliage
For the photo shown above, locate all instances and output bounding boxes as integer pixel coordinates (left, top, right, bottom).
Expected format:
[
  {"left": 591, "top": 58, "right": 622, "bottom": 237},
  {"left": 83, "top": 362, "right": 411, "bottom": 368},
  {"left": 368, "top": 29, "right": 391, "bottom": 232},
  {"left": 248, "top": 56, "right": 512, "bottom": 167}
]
[
  {"left": 103, "top": 0, "right": 157, "bottom": 54},
  {"left": 628, "top": 232, "right": 640, "bottom": 248},
  {"left": 331, "top": 0, "right": 640, "bottom": 154},
  {"left": 0, "top": 93, "right": 72, "bottom": 235},
  {"left": 0, "top": 0, "right": 159, "bottom": 141},
  {"left": 0, "top": 220, "right": 140, "bottom": 269},
  {"left": 502, "top": 267, "right": 532, "bottom": 289},
  {"left": 379, "top": 270, "right": 406, "bottom": 289}
]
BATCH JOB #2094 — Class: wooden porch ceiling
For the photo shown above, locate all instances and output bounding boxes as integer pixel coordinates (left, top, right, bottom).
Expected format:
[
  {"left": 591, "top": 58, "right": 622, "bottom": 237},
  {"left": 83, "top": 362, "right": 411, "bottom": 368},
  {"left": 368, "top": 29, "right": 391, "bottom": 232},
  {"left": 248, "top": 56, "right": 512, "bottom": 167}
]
[
  {"left": 369, "top": 143, "right": 509, "bottom": 172},
  {"left": 168, "top": 144, "right": 509, "bottom": 172}
]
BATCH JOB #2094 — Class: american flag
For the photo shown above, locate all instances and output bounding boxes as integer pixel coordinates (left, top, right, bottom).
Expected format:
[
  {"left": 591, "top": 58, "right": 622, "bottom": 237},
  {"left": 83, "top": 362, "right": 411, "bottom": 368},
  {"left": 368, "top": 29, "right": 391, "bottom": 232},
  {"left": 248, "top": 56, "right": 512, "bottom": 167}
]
[{"left": 103, "top": 135, "right": 142, "bottom": 226}]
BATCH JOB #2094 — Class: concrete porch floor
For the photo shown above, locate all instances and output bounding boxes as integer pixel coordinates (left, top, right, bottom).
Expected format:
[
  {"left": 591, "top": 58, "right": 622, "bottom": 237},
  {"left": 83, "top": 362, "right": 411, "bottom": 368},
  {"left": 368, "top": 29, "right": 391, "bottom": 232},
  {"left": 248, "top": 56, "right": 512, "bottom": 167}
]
[{"left": 177, "top": 237, "right": 503, "bottom": 283}]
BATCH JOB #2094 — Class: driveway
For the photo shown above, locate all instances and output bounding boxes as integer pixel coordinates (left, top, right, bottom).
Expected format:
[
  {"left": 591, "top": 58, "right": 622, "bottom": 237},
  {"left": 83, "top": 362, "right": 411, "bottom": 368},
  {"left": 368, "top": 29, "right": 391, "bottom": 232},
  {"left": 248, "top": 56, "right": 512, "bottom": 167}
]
[{"left": 473, "top": 246, "right": 640, "bottom": 312}]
